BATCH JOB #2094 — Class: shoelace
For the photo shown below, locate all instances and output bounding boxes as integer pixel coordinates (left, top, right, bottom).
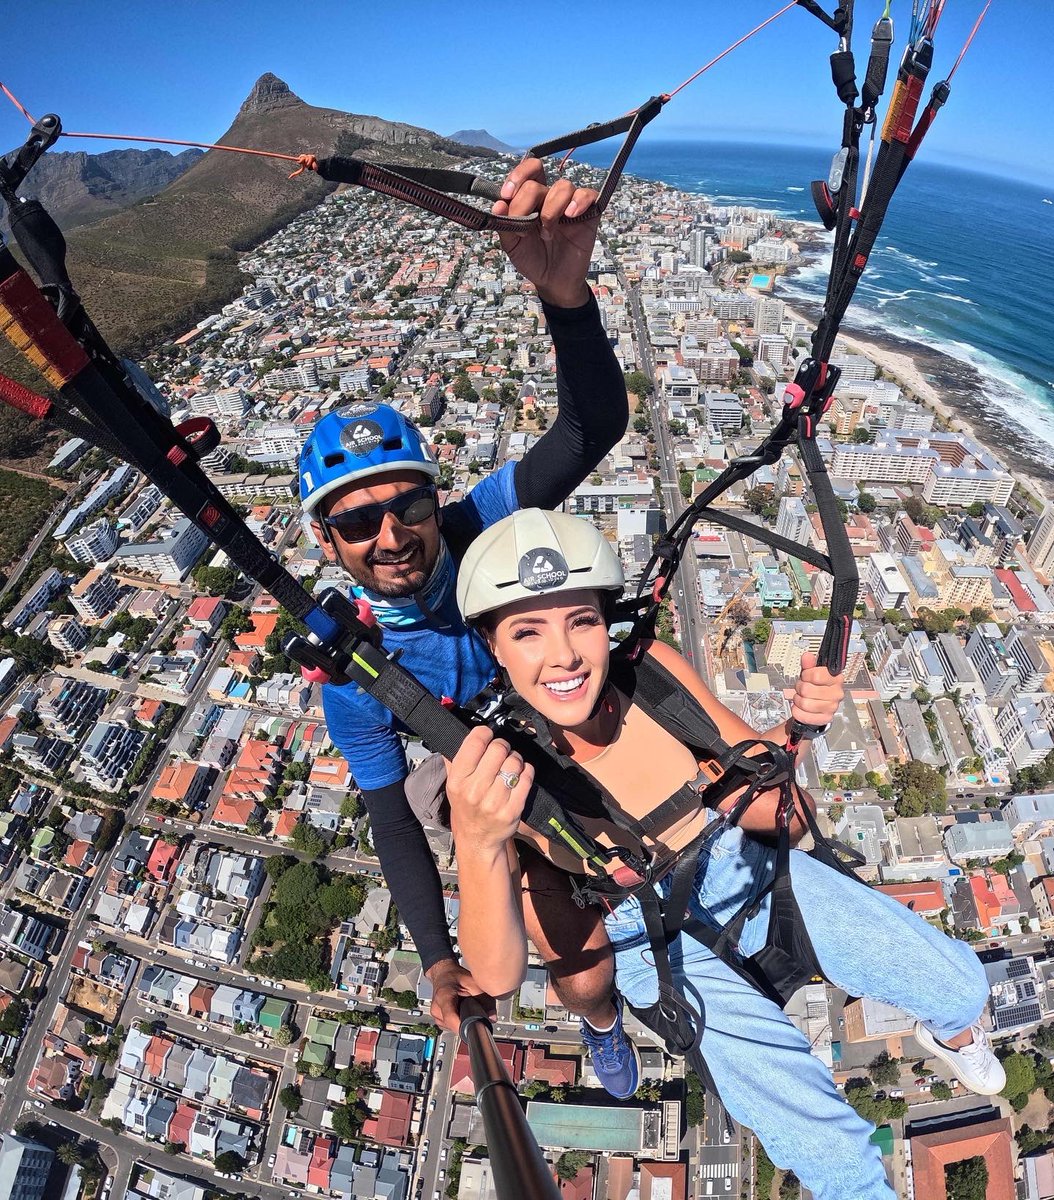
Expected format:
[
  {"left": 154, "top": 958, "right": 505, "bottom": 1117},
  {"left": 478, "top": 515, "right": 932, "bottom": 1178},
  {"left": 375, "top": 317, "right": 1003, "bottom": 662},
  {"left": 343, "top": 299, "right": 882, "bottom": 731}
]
[{"left": 585, "top": 1025, "right": 628, "bottom": 1071}]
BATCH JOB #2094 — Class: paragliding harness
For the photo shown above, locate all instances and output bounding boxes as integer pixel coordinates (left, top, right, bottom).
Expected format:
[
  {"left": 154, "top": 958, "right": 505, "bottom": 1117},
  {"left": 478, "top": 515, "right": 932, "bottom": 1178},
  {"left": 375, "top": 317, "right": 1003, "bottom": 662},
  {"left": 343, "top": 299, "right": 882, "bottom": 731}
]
[{"left": 0, "top": 0, "right": 987, "bottom": 1092}]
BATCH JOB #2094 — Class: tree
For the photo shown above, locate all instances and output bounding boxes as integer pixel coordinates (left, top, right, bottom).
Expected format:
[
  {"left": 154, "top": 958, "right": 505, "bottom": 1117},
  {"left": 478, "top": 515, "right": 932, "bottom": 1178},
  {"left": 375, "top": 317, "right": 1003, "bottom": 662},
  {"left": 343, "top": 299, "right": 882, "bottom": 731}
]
[
  {"left": 279, "top": 1084, "right": 302, "bottom": 1112},
  {"left": 214, "top": 1151, "right": 247, "bottom": 1174},
  {"left": 555, "top": 1150, "right": 592, "bottom": 1181},
  {"left": 191, "top": 564, "right": 238, "bottom": 597},
  {"left": 968, "top": 606, "right": 990, "bottom": 627},
  {"left": 744, "top": 485, "right": 776, "bottom": 516},
  {"left": 275, "top": 1024, "right": 295, "bottom": 1047},
  {"left": 869, "top": 1051, "right": 901, "bottom": 1088},
  {"left": 685, "top": 1091, "right": 705, "bottom": 1126},
  {"left": 265, "top": 854, "right": 295, "bottom": 881},
  {"left": 452, "top": 374, "right": 476, "bottom": 402},
  {"left": 678, "top": 471, "right": 693, "bottom": 500},
  {"left": 444, "top": 429, "right": 466, "bottom": 448},
  {"left": 331, "top": 1103, "right": 364, "bottom": 1141},
  {"left": 945, "top": 1156, "right": 988, "bottom": 1200},
  {"left": 521, "top": 1080, "right": 548, "bottom": 1099},
  {"left": 625, "top": 371, "right": 652, "bottom": 400},
  {"left": 290, "top": 820, "right": 328, "bottom": 858},
  {"left": 930, "top": 1080, "right": 952, "bottom": 1100},
  {"left": 895, "top": 789, "right": 927, "bottom": 818},
  {"left": 164, "top": 1141, "right": 184, "bottom": 1155},
  {"left": 780, "top": 1171, "right": 801, "bottom": 1199},
  {"left": 1000, "top": 1051, "right": 1036, "bottom": 1102},
  {"left": 857, "top": 490, "right": 877, "bottom": 512},
  {"left": 57, "top": 1142, "right": 83, "bottom": 1166}
]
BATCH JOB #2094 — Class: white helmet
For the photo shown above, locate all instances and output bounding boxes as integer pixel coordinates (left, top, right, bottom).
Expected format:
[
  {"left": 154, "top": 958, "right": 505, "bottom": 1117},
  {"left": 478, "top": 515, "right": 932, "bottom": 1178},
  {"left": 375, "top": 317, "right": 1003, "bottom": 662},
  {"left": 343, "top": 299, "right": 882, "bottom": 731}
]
[{"left": 457, "top": 509, "right": 624, "bottom": 622}]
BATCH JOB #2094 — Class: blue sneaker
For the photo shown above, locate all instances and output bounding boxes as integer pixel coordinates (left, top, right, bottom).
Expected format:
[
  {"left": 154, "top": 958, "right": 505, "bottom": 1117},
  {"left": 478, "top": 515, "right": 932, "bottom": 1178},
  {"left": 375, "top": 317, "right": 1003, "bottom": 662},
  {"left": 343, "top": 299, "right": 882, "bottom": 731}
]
[{"left": 581, "top": 996, "right": 641, "bottom": 1100}]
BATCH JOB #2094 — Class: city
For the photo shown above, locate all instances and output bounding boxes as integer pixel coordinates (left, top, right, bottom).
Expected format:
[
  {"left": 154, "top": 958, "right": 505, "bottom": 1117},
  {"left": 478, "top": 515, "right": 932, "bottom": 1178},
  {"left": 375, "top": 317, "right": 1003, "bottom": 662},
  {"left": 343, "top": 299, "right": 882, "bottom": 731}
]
[{"left": 1, "top": 157, "right": 1053, "bottom": 1200}]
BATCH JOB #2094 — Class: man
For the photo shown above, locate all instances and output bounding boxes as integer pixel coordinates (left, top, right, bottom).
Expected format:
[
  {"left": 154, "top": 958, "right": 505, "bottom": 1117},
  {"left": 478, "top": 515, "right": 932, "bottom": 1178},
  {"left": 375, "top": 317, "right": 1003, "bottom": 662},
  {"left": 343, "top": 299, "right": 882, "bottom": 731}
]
[{"left": 298, "top": 159, "right": 639, "bottom": 1097}]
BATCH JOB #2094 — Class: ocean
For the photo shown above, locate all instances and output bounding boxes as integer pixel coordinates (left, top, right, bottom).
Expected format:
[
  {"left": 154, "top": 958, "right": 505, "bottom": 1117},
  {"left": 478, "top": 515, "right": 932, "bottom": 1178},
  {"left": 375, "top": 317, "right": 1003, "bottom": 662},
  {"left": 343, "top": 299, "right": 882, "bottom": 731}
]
[{"left": 575, "top": 139, "right": 1054, "bottom": 471}]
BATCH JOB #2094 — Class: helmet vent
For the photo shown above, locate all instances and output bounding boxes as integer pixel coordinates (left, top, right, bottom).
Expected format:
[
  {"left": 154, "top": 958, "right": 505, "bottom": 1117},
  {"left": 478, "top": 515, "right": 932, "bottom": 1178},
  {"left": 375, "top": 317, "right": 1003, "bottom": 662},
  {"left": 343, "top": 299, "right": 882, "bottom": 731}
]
[
  {"left": 322, "top": 452, "right": 345, "bottom": 468},
  {"left": 382, "top": 437, "right": 403, "bottom": 451}
]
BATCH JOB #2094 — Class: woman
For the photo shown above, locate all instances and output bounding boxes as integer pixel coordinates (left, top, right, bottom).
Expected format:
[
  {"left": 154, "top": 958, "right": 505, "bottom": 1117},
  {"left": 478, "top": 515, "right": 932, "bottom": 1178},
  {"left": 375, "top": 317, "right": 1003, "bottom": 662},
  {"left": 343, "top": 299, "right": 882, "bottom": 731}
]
[{"left": 445, "top": 508, "right": 1002, "bottom": 1200}]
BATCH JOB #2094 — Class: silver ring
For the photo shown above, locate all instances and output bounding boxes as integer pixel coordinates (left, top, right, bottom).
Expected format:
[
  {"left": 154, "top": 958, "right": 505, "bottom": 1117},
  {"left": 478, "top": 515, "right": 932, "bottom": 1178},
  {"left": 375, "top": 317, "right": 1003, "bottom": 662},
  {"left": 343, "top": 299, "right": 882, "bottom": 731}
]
[{"left": 498, "top": 770, "right": 520, "bottom": 789}]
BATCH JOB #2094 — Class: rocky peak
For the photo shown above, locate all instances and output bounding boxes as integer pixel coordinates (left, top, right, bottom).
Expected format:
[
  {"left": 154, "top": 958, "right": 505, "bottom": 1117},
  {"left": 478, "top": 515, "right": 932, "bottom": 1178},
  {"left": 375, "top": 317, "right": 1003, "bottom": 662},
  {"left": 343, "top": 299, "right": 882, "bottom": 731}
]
[{"left": 239, "top": 73, "right": 302, "bottom": 115}]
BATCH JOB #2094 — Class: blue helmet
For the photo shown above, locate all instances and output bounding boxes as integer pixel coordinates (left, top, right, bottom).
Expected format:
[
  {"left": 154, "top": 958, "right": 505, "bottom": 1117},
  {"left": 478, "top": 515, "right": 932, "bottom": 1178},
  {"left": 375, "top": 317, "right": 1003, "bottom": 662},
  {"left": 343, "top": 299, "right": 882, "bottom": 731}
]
[{"left": 299, "top": 402, "right": 440, "bottom": 518}]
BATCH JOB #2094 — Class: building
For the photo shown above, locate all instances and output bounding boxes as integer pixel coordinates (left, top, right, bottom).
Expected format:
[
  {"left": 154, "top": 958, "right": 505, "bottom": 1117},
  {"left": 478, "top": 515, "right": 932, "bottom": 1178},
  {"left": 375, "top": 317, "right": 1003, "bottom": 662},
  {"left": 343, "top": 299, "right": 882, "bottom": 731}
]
[
  {"left": 765, "top": 619, "right": 866, "bottom": 683},
  {"left": 0, "top": 1133, "right": 54, "bottom": 1200},
  {"left": 1028, "top": 502, "right": 1054, "bottom": 575},
  {"left": 842, "top": 995, "right": 914, "bottom": 1043},
  {"left": 112, "top": 517, "right": 209, "bottom": 583},
  {"left": 70, "top": 568, "right": 120, "bottom": 623},
  {"left": 865, "top": 553, "right": 910, "bottom": 612},
  {"left": 3, "top": 568, "right": 64, "bottom": 633},
  {"left": 776, "top": 497, "right": 810, "bottom": 546},
  {"left": 65, "top": 517, "right": 119, "bottom": 566},
  {"left": 944, "top": 819, "right": 1013, "bottom": 863},
  {"left": 1003, "top": 793, "right": 1054, "bottom": 841},
  {"left": 835, "top": 806, "right": 888, "bottom": 866},
  {"left": 80, "top": 722, "right": 147, "bottom": 792},
  {"left": 908, "top": 1112, "right": 1014, "bottom": 1200}
]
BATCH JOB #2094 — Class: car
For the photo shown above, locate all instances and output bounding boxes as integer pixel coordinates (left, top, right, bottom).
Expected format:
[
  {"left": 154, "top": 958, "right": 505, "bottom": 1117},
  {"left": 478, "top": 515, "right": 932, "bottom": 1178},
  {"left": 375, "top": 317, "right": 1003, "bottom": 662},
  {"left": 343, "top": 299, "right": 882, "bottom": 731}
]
[
  {"left": 440, "top": 1148, "right": 447, "bottom": 1162},
  {"left": 438, "top": 1170, "right": 445, "bottom": 1183},
  {"left": 435, "top": 1059, "right": 443, "bottom": 1072},
  {"left": 196, "top": 1023, "right": 208, "bottom": 1032},
  {"left": 156, "top": 949, "right": 167, "bottom": 957},
  {"left": 422, "top": 1140, "right": 429, "bottom": 1156},
  {"left": 433, "top": 1192, "right": 441, "bottom": 1200},
  {"left": 32, "top": 1100, "right": 45, "bottom": 1110},
  {"left": 524, "top": 1023, "right": 542, "bottom": 1031},
  {"left": 722, "top": 1128, "right": 731, "bottom": 1144},
  {"left": 208, "top": 965, "right": 219, "bottom": 973},
  {"left": 544, "top": 1025, "right": 559, "bottom": 1033},
  {"left": 273, "top": 982, "right": 286, "bottom": 990},
  {"left": 724, "top": 1180, "right": 733, "bottom": 1193},
  {"left": 428, "top": 1098, "right": 436, "bottom": 1112},
  {"left": 268, "top": 1154, "right": 276, "bottom": 1168},
  {"left": 914, "top": 1077, "right": 929, "bottom": 1086},
  {"left": 144, "top": 1006, "right": 156, "bottom": 1015},
  {"left": 255, "top": 1041, "right": 265, "bottom": 1049},
  {"left": 345, "top": 999, "right": 357, "bottom": 1009}
]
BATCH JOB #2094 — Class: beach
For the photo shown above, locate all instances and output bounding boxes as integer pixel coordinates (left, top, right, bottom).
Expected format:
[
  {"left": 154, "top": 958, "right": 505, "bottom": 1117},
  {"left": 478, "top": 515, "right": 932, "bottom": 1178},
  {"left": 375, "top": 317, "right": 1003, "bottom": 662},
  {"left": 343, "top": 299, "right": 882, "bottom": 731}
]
[{"left": 780, "top": 295, "right": 1054, "bottom": 495}]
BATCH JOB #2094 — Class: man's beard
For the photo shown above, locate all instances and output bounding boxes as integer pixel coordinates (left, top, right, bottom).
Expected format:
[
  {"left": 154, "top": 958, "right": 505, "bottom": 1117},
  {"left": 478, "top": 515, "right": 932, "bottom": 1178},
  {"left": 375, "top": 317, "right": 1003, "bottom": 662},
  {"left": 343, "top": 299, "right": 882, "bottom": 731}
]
[{"left": 349, "top": 535, "right": 432, "bottom": 597}]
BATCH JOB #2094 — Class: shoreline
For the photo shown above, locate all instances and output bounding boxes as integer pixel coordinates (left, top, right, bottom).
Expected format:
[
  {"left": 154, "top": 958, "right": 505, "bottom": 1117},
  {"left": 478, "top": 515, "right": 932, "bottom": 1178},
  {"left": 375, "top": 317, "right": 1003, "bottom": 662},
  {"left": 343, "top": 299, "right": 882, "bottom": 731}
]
[{"left": 771, "top": 239, "right": 1054, "bottom": 492}]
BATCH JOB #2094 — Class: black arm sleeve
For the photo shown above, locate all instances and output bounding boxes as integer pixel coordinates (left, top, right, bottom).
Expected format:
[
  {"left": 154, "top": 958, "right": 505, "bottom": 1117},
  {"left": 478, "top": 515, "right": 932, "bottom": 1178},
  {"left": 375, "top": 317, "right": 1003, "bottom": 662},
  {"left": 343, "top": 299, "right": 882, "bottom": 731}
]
[
  {"left": 513, "top": 291, "right": 628, "bottom": 508},
  {"left": 360, "top": 780, "right": 455, "bottom": 974}
]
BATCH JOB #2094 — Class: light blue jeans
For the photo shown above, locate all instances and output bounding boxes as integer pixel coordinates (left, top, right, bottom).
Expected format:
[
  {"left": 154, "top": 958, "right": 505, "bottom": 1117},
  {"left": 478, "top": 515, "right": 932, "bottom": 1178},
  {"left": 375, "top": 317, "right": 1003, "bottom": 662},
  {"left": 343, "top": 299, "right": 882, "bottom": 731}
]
[{"left": 604, "top": 823, "right": 989, "bottom": 1200}]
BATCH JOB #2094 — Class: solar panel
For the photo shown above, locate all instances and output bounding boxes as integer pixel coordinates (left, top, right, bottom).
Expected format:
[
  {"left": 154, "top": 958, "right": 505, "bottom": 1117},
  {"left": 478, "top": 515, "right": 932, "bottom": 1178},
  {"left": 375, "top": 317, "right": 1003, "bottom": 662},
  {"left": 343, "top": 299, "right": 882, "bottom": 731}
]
[
  {"left": 1007, "top": 958, "right": 1033, "bottom": 979},
  {"left": 994, "top": 1002, "right": 1041, "bottom": 1030}
]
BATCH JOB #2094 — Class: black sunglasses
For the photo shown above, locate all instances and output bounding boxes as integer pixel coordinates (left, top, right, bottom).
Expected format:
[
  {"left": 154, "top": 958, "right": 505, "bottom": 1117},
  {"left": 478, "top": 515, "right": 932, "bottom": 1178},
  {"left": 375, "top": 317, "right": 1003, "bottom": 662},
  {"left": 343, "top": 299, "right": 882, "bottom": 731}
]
[{"left": 322, "top": 485, "right": 438, "bottom": 543}]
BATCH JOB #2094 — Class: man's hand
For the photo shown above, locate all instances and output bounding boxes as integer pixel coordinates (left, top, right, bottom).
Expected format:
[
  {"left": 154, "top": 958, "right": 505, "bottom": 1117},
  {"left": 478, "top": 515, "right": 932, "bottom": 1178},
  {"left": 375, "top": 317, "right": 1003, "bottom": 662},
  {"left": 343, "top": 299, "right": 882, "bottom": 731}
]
[
  {"left": 426, "top": 957, "right": 496, "bottom": 1034},
  {"left": 492, "top": 158, "right": 600, "bottom": 309}
]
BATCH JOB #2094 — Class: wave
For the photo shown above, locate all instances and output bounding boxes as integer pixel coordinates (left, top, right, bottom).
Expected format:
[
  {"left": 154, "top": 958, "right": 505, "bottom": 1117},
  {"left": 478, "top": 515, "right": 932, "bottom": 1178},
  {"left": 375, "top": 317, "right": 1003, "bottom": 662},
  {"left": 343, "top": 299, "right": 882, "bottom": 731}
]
[
  {"left": 776, "top": 274, "right": 1054, "bottom": 463},
  {"left": 877, "top": 245, "right": 940, "bottom": 270},
  {"left": 786, "top": 186, "right": 805, "bottom": 192},
  {"left": 937, "top": 274, "right": 969, "bottom": 283}
]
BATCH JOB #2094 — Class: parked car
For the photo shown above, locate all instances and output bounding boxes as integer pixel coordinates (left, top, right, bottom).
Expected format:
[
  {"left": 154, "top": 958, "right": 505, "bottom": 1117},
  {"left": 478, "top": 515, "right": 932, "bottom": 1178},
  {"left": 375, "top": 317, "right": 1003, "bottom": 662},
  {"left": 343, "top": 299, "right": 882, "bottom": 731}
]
[
  {"left": 408, "top": 1009, "right": 423, "bottom": 1017},
  {"left": 32, "top": 1100, "right": 45, "bottom": 1110},
  {"left": 428, "top": 1098, "right": 436, "bottom": 1113},
  {"left": 196, "top": 1023, "right": 208, "bottom": 1032},
  {"left": 255, "top": 1041, "right": 265, "bottom": 1049},
  {"left": 524, "top": 1023, "right": 542, "bottom": 1031},
  {"left": 268, "top": 1154, "right": 276, "bottom": 1168}
]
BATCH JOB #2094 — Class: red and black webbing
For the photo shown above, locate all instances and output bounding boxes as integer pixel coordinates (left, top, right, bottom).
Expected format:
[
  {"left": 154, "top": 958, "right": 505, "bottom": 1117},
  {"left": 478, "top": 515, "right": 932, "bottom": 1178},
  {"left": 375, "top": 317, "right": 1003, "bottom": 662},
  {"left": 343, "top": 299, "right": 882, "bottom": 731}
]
[{"left": 309, "top": 95, "right": 666, "bottom": 234}]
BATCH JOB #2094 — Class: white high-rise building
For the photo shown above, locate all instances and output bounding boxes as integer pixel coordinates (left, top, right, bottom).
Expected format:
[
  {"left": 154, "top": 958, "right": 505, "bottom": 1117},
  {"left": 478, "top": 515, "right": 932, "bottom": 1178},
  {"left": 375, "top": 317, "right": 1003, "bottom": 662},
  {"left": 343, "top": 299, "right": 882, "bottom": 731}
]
[
  {"left": 755, "top": 298, "right": 785, "bottom": 335},
  {"left": 776, "top": 497, "right": 810, "bottom": 545},
  {"left": 1027, "top": 503, "right": 1054, "bottom": 575}
]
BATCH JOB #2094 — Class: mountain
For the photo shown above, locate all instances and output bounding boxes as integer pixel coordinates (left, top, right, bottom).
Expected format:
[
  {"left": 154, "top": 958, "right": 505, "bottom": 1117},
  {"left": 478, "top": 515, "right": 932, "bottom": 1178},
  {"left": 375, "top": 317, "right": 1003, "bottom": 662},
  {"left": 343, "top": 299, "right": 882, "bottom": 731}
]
[
  {"left": 447, "top": 128, "right": 521, "bottom": 154},
  {"left": 38, "top": 74, "right": 500, "bottom": 356},
  {"left": 10, "top": 147, "right": 203, "bottom": 231}
]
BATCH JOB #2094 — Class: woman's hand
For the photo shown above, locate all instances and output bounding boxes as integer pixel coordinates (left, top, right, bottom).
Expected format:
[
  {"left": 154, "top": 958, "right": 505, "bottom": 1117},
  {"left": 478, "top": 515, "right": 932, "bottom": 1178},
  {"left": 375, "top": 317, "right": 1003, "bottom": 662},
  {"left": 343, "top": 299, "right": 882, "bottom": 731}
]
[
  {"left": 791, "top": 652, "right": 845, "bottom": 729},
  {"left": 492, "top": 157, "right": 600, "bottom": 309},
  {"left": 445, "top": 726, "right": 534, "bottom": 857}
]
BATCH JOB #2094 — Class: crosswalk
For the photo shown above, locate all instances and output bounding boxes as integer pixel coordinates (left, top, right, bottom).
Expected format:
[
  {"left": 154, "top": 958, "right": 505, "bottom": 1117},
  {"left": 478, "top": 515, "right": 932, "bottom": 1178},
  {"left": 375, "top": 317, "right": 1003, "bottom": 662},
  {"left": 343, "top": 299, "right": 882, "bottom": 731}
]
[{"left": 699, "top": 1162, "right": 740, "bottom": 1178}]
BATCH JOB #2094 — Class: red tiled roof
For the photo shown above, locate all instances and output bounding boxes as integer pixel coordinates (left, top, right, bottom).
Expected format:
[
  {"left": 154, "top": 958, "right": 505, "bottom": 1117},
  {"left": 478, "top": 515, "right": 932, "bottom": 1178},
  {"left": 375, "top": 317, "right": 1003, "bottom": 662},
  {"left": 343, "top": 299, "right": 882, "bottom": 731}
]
[
  {"left": 146, "top": 840, "right": 180, "bottom": 883},
  {"left": 64, "top": 840, "right": 92, "bottom": 870},
  {"left": 234, "top": 611, "right": 279, "bottom": 650},
  {"left": 307, "top": 1135, "right": 335, "bottom": 1188},
  {"left": 451, "top": 1040, "right": 523, "bottom": 1093},
  {"left": 354, "top": 1029, "right": 378, "bottom": 1068},
  {"left": 187, "top": 596, "right": 224, "bottom": 621},
  {"left": 361, "top": 1089, "right": 413, "bottom": 1146},
  {"left": 274, "top": 810, "right": 300, "bottom": 839},
  {"left": 169, "top": 1101, "right": 196, "bottom": 1149},
  {"left": 910, "top": 1116, "right": 1014, "bottom": 1200},
  {"left": 641, "top": 1162, "right": 687, "bottom": 1200},
  {"left": 874, "top": 881, "right": 946, "bottom": 914}
]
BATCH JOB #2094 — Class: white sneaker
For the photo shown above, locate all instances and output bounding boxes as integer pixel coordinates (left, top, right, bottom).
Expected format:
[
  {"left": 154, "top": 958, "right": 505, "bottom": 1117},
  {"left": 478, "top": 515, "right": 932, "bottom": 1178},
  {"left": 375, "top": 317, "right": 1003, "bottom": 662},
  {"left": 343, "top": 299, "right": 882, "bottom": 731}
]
[{"left": 914, "top": 1020, "right": 1006, "bottom": 1096}]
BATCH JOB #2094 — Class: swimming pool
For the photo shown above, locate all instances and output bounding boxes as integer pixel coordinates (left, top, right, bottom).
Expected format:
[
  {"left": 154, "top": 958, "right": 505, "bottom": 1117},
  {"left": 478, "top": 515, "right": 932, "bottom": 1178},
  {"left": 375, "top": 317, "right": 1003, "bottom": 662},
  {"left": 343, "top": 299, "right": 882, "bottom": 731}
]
[{"left": 750, "top": 273, "right": 771, "bottom": 288}]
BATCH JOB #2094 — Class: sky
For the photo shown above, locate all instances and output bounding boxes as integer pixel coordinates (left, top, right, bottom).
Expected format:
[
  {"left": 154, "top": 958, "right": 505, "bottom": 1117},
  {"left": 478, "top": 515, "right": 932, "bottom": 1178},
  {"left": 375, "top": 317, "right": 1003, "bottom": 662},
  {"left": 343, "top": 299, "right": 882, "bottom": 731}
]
[{"left": 2, "top": 1, "right": 1052, "bottom": 186}]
